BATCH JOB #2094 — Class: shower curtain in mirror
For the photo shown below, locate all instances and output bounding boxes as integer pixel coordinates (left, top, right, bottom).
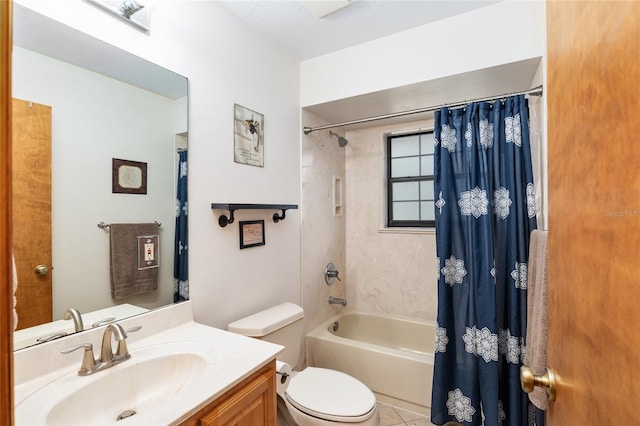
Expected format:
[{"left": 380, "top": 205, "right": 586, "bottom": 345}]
[
  {"left": 173, "top": 150, "right": 188, "bottom": 302},
  {"left": 431, "top": 95, "right": 544, "bottom": 426}
]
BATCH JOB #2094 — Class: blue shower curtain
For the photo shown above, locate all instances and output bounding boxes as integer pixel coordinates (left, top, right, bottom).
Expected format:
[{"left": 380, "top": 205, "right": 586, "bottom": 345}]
[
  {"left": 431, "top": 95, "right": 544, "bottom": 426},
  {"left": 173, "top": 150, "right": 188, "bottom": 302}
]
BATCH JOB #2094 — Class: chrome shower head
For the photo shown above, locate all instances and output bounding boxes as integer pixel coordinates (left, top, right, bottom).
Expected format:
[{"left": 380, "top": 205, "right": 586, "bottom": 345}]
[{"left": 329, "top": 131, "right": 348, "bottom": 147}]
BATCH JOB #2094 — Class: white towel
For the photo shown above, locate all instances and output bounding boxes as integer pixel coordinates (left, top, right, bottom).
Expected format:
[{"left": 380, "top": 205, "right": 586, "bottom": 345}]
[
  {"left": 524, "top": 230, "right": 548, "bottom": 410},
  {"left": 12, "top": 252, "right": 18, "bottom": 331}
]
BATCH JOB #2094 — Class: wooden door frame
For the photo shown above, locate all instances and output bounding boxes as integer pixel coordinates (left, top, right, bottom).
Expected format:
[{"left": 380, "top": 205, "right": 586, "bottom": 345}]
[{"left": 1, "top": 0, "right": 14, "bottom": 424}]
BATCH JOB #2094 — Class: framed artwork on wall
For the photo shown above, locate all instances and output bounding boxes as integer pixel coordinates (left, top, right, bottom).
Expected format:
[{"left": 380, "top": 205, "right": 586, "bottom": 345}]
[
  {"left": 239, "top": 220, "right": 265, "bottom": 249},
  {"left": 112, "top": 158, "right": 147, "bottom": 194},
  {"left": 233, "top": 103, "right": 264, "bottom": 167}
]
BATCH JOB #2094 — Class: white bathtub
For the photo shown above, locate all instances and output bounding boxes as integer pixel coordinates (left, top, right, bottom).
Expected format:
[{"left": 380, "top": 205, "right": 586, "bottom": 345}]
[{"left": 306, "top": 311, "right": 435, "bottom": 415}]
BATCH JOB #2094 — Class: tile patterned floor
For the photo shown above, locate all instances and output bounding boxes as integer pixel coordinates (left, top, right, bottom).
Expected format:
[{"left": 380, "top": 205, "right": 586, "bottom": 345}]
[
  {"left": 277, "top": 399, "right": 435, "bottom": 426},
  {"left": 378, "top": 401, "right": 434, "bottom": 426}
]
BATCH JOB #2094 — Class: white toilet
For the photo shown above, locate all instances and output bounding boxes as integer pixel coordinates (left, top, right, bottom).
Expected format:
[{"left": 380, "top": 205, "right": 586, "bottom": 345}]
[{"left": 228, "top": 302, "right": 379, "bottom": 426}]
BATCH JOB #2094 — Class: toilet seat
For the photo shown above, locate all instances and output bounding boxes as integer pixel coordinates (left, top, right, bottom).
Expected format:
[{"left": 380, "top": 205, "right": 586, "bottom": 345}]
[{"left": 285, "top": 367, "right": 377, "bottom": 423}]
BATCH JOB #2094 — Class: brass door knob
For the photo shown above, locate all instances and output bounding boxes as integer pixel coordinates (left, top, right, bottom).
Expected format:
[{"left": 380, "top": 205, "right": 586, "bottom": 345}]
[
  {"left": 34, "top": 264, "right": 50, "bottom": 276},
  {"left": 520, "top": 365, "right": 557, "bottom": 401}
]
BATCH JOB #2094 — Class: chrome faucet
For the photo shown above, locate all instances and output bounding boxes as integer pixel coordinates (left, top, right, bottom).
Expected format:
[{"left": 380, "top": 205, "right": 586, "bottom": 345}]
[
  {"left": 62, "top": 308, "right": 84, "bottom": 333},
  {"left": 61, "top": 323, "right": 131, "bottom": 376},
  {"left": 328, "top": 296, "right": 347, "bottom": 307}
]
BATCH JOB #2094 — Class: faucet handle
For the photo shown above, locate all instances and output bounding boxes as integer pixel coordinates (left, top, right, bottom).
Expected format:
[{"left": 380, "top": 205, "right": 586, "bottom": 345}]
[
  {"left": 91, "top": 317, "right": 116, "bottom": 328},
  {"left": 325, "top": 263, "right": 341, "bottom": 285},
  {"left": 126, "top": 326, "right": 142, "bottom": 333},
  {"left": 61, "top": 343, "right": 96, "bottom": 376}
]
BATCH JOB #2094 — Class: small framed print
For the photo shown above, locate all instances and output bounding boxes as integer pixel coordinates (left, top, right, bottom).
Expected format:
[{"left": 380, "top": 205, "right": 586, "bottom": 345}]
[
  {"left": 112, "top": 158, "right": 147, "bottom": 194},
  {"left": 239, "top": 220, "right": 265, "bottom": 249}
]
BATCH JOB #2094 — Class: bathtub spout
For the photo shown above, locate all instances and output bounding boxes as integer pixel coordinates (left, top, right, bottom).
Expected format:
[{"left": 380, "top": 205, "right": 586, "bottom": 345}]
[{"left": 328, "top": 296, "right": 347, "bottom": 307}]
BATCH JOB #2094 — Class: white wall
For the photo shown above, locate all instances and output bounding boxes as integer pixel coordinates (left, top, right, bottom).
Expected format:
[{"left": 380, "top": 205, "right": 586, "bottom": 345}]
[
  {"left": 16, "top": 0, "right": 302, "bottom": 329},
  {"left": 300, "top": 0, "right": 546, "bottom": 323},
  {"left": 16, "top": 0, "right": 546, "bottom": 333},
  {"left": 300, "top": 0, "right": 546, "bottom": 107},
  {"left": 13, "top": 46, "right": 177, "bottom": 318}
]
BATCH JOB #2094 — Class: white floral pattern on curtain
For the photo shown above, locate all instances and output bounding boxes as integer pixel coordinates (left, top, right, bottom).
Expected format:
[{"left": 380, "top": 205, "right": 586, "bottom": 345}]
[{"left": 430, "top": 95, "right": 544, "bottom": 426}]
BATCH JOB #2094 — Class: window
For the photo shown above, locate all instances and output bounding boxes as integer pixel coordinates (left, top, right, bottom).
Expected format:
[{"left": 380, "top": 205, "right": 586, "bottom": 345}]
[{"left": 386, "top": 131, "right": 434, "bottom": 227}]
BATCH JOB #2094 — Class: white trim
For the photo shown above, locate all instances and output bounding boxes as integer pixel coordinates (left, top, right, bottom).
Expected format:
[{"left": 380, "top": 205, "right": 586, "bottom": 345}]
[{"left": 378, "top": 227, "right": 435, "bottom": 236}]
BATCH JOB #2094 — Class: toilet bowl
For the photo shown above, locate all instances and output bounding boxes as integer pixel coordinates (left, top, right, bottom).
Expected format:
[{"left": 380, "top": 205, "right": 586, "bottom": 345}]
[
  {"left": 283, "top": 367, "right": 378, "bottom": 425},
  {"left": 228, "top": 302, "right": 379, "bottom": 426}
]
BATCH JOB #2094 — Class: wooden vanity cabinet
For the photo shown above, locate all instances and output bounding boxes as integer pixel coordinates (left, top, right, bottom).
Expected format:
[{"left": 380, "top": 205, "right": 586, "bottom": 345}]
[{"left": 181, "top": 361, "right": 277, "bottom": 426}]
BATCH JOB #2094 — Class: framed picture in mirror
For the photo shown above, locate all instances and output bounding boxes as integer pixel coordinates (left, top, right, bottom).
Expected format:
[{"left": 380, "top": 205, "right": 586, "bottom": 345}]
[{"left": 112, "top": 158, "right": 147, "bottom": 194}]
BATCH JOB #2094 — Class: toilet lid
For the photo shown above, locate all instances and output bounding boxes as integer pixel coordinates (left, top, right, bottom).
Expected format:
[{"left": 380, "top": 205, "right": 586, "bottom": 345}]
[{"left": 285, "top": 367, "right": 376, "bottom": 422}]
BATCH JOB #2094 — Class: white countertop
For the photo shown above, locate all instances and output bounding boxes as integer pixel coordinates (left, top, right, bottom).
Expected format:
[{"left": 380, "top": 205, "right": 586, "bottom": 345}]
[
  {"left": 13, "top": 301, "right": 283, "bottom": 425},
  {"left": 13, "top": 303, "right": 149, "bottom": 350}
]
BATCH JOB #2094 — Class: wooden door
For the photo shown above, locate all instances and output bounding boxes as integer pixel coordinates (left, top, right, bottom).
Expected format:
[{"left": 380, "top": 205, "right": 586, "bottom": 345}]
[
  {"left": 11, "top": 98, "right": 52, "bottom": 329},
  {"left": 546, "top": 1, "right": 640, "bottom": 424},
  {"left": 1, "top": 1, "right": 14, "bottom": 423}
]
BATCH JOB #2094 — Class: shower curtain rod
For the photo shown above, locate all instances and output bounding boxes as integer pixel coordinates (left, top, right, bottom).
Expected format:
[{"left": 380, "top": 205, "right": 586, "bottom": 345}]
[{"left": 303, "top": 85, "right": 543, "bottom": 135}]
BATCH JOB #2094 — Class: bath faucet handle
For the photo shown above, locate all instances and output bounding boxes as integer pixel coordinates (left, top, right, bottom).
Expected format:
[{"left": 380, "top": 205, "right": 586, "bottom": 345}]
[
  {"left": 325, "top": 263, "right": 341, "bottom": 285},
  {"left": 61, "top": 343, "right": 96, "bottom": 376},
  {"left": 125, "top": 325, "right": 142, "bottom": 333},
  {"left": 91, "top": 317, "right": 116, "bottom": 328},
  {"left": 327, "top": 270, "right": 341, "bottom": 280}
]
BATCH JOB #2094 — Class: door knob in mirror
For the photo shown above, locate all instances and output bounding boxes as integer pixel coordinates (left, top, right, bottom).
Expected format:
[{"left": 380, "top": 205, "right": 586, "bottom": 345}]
[{"left": 34, "top": 264, "right": 50, "bottom": 276}]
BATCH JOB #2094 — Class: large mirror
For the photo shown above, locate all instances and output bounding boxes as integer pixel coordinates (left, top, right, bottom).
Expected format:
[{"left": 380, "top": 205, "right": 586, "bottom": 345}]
[{"left": 11, "top": 4, "right": 188, "bottom": 350}]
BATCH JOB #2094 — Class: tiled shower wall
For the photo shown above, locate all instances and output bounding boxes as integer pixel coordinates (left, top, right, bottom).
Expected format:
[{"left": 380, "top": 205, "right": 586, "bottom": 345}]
[
  {"left": 300, "top": 114, "right": 439, "bottom": 341},
  {"left": 300, "top": 110, "right": 347, "bottom": 337},
  {"left": 345, "top": 120, "right": 439, "bottom": 322}
]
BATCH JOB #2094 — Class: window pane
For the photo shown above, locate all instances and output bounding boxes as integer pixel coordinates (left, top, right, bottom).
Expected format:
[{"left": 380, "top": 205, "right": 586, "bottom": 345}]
[
  {"left": 391, "top": 135, "right": 420, "bottom": 158},
  {"left": 393, "top": 182, "right": 419, "bottom": 201},
  {"left": 420, "top": 154, "right": 434, "bottom": 176},
  {"left": 420, "top": 133, "right": 435, "bottom": 155},
  {"left": 391, "top": 157, "right": 419, "bottom": 178},
  {"left": 421, "top": 201, "right": 435, "bottom": 221},
  {"left": 393, "top": 201, "right": 419, "bottom": 220},
  {"left": 420, "top": 180, "right": 434, "bottom": 200}
]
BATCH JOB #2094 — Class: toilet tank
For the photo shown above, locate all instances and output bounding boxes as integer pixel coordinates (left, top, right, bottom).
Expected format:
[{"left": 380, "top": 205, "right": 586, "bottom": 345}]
[{"left": 227, "top": 302, "right": 305, "bottom": 367}]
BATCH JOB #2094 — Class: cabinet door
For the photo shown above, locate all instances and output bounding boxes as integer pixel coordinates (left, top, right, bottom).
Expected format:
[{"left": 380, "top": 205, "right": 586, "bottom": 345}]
[{"left": 199, "top": 367, "right": 276, "bottom": 426}]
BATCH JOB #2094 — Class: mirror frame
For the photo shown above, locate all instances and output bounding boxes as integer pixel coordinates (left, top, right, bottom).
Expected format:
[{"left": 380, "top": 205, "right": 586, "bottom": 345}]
[{"left": 1, "top": 1, "right": 14, "bottom": 422}]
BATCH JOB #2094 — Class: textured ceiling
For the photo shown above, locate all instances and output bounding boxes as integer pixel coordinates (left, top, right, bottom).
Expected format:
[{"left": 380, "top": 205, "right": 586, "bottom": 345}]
[{"left": 220, "top": 0, "right": 500, "bottom": 61}]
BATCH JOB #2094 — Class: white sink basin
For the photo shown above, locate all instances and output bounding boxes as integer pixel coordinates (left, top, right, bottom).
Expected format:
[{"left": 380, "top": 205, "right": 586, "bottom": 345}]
[{"left": 16, "top": 343, "right": 208, "bottom": 425}]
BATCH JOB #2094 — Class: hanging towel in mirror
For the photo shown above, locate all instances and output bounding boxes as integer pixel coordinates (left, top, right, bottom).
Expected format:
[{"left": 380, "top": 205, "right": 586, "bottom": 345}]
[{"left": 110, "top": 223, "right": 159, "bottom": 299}]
